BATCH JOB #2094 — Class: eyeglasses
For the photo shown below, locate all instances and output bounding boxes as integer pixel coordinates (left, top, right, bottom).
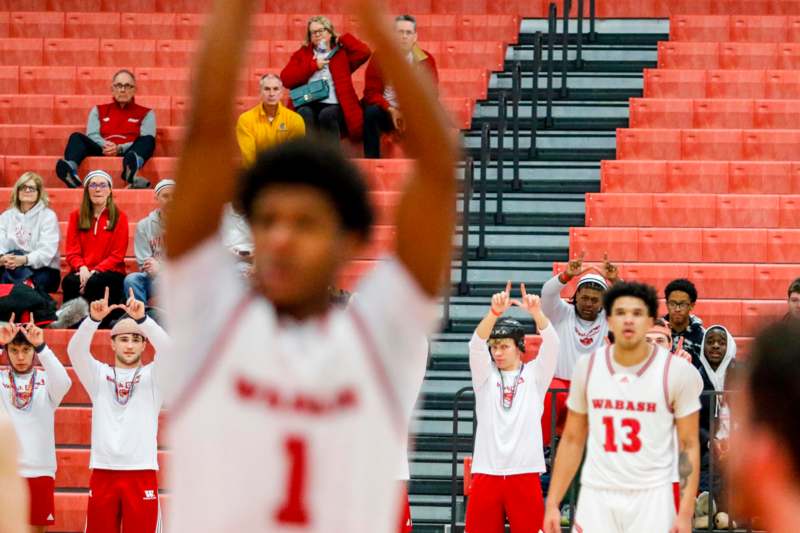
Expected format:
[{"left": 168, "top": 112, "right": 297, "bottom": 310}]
[
  {"left": 88, "top": 183, "right": 110, "bottom": 191},
  {"left": 112, "top": 83, "right": 135, "bottom": 91},
  {"left": 19, "top": 185, "right": 37, "bottom": 193},
  {"left": 309, "top": 28, "right": 328, "bottom": 36},
  {"left": 667, "top": 301, "right": 691, "bottom": 310}
]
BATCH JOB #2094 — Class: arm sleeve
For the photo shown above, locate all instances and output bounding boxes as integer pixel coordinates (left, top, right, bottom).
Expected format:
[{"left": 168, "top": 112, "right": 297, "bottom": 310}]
[
  {"left": 0, "top": 211, "right": 10, "bottom": 255},
  {"left": 363, "top": 58, "right": 391, "bottom": 110},
  {"left": 280, "top": 48, "right": 318, "bottom": 89},
  {"left": 86, "top": 106, "right": 104, "bottom": 146},
  {"left": 38, "top": 346, "right": 71, "bottom": 407},
  {"left": 65, "top": 212, "right": 85, "bottom": 271},
  {"left": 349, "top": 259, "right": 439, "bottom": 416},
  {"left": 288, "top": 111, "right": 306, "bottom": 138},
  {"left": 139, "top": 110, "right": 156, "bottom": 138},
  {"left": 565, "top": 355, "right": 591, "bottom": 414},
  {"left": 66, "top": 318, "right": 104, "bottom": 400},
  {"left": 93, "top": 213, "right": 128, "bottom": 272},
  {"left": 235, "top": 113, "right": 258, "bottom": 168},
  {"left": 139, "top": 317, "right": 171, "bottom": 395},
  {"left": 533, "top": 324, "right": 561, "bottom": 399},
  {"left": 670, "top": 359, "right": 704, "bottom": 419},
  {"left": 133, "top": 220, "right": 153, "bottom": 268},
  {"left": 468, "top": 331, "right": 493, "bottom": 390},
  {"left": 541, "top": 274, "right": 571, "bottom": 324},
  {"left": 339, "top": 33, "right": 371, "bottom": 72},
  {"left": 25, "top": 209, "right": 59, "bottom": 269}
]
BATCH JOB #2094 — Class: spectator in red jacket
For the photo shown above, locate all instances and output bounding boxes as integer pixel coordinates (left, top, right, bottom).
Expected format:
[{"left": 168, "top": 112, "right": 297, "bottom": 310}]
[
  {"left": 280, "top": 16, "right": 371, "bottom": 140},
  {"left": 55, "top": 70, "right": 154, "bottom": 190},
  {"left": 362, "top": 14, "right": 439, "bottom": 158},
  {"left": 62, "top": 170, "right": 128, "bottom": 311}
]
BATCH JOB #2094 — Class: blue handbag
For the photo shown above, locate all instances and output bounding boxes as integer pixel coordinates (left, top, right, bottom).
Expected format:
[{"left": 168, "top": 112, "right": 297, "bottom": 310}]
[{"left": 290, "top": 45, "right": 340, "bottom": 108}]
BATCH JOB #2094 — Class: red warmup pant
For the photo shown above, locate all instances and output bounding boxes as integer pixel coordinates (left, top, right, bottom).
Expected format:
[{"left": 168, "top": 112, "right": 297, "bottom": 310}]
[
  {"left": 541, "top": 378, "right": 571, "bottom": 448},
  {"left": 398, "top": 482, "right": 412, "bottom": 533},
  {"left": 86, "top": 469, "right": 161, "bottom": 533},
  {"left": 465, "top": 473, "right": 544, "bottom": 533}
]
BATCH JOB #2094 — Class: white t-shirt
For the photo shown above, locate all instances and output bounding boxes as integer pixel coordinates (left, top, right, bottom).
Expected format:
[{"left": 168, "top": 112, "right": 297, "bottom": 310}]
[
  {"left": 159, "top": 238, "right": 438, "bottom": 533},
  {"left": 567, "top": 345, "right": 703, "bottom": 490},
  {"left": 468, "top": 323, "right": 560, "bottom": 475},
  {"left": 541, "top": 275, "right": 608, "bottom": 381},
  {"left": 0, "top": 346, "right": 71, "bottom": 478},
  {"left": 67, "top": 317, "right": 170, "bottom": 471}
]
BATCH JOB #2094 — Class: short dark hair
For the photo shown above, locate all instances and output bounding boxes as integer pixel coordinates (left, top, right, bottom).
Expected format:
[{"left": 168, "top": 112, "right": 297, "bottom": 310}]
[
  {"left": 7, "top": 331, "right": 32, "bottom": 348},
  {"left": 603, "top": 281, "right": 659, "bottom": 319},
  {"left": 395, "top": 14, "right": 417, "bottom": 30},
  {"left": 745, "top": 319, "right": 800, "bottom": 478},
  {"left": 664, "top": 278, "right": 698, "bottom": 303},
  {"left": 788, "top": 277, "right": 800, "bottom": 298},
  {"left": 238, "top": 138, "right": 374, "bottom": 239}
]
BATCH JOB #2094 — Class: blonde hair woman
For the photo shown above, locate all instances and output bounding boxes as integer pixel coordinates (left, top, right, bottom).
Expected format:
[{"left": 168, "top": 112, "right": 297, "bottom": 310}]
[{"left": 0, "top": 172, "right": 61, "bottom": 293}]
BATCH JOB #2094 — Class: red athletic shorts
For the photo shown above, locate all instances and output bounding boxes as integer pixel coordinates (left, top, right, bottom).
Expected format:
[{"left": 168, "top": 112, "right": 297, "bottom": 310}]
[
  {"left": 398, "top": 482, "right": 412, "bottom": 533},
  {"left": 26, "top": 476, "right": 55, "bottom": 526},
  {"left": 85, "top": 469, "right": 161, "bottom": 533},
  {"left": 465, "top": 473, "right": 544, "bottom": 533},
  {"left": 541, "top": 378, "right": 571, "bottom": 447}
]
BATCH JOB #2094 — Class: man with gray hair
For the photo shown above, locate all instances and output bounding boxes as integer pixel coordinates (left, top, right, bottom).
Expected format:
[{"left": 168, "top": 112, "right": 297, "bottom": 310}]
[
  {"left": 235, "top": 73, "right": 305, "bottom": 168},
  {"left": 362, "top": 14, "right": 439, "bottom": 158},
  {"left": 56, "top": 69, "right": 155, "bottom": 189}
]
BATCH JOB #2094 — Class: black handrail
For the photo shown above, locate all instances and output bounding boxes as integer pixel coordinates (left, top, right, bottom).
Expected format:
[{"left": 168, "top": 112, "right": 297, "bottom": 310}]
[
  {"left": 495, "top": 92, "right": 506, "bottom": 225},
  {"left": 589, "top": 0, "right": 596, "bottom": 43},
  {"left": 449, "top": 386, "right": 475, "bottom": 533},
  {"left": 576, "top": 0, "right": 585, "bottom": 69},
  {"left": 511, "top": 61, "right": 522, "bottom": 191},
  {"left": 528, "top": 31, "right": 543, "bottom": 160},
  {"left": 458, "top": 157, "right": 474, "bottom": 296},
  {"left": 477, "top": 123, "right": 489, "bottom": 259},
  {"left": 545, "top": 3, "right": 557, "bottom": 128},
  {"left": 560, "top": 0, "right": 571, "bottom": 98}
]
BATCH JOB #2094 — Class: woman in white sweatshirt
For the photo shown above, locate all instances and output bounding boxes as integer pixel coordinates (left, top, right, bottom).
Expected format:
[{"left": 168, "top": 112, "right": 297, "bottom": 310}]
[{"left": 0, "top": 173, "right": 60, "bottom": 294}]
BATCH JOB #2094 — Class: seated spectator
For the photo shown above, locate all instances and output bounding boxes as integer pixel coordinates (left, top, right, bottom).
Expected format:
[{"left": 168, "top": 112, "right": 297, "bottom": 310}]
[
  {"left": 786, "top": 277, "right": 800, "bottom": 319},
  {"left": 362, "top": 14, "right": 438, "bottom": 158},
  {"left": 663, "top": 278, "right": 705, "bottom": 366},
  {"left": 645, "top": 318, "right": 692, "bottom": 363},
  {"left": 59, "top": 170, "right": 128, "bottom": 326},
  {"left": 221, "top": 203, "right": 253, "bottom": 277},
  {"left": 55, "top": 69, "right": 154, "bottom": 189},
  {"left": 0, "top": 172, "right": 60, "bottom": 294},
  {"left": 236, "top": 74, "right": 305, "bottom": 168},
  {"left": 123, "top": 179, "right": 174, "bottom": 305},
  {"left": 280, "top": 16, "right": 371, "bottom": 140}
]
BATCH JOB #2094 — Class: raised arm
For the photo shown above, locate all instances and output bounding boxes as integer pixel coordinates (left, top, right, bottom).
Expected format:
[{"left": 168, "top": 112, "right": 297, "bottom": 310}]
[
  {"left": 354, "top": 0, "right": 459, "bottom": 297},
  {"left": 164, "top": 0, "right": 258, "bottom": 260},
  {"left": 0, "top": 416, "right": 26, "bottom": 533},
  {"left": 469, "top": 281, "right": 514, "bottom": 388},
  {"left": 67, "top": 288, "right": 118, "bottom": 398},
  {"left": 514, "top": 284, "right": 560, "bottom": 396},
  {"left": 19, "top": 319, "right": 72, "bottom": 406}
]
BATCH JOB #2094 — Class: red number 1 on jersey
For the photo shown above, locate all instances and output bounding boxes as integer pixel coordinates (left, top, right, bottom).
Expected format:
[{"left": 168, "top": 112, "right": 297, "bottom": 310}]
[
  {"left": 274, "top": 436, "right": 310, "bottom": 525},
  {"left": 602, "top": 416, "right": 642, "bottom": 453}
]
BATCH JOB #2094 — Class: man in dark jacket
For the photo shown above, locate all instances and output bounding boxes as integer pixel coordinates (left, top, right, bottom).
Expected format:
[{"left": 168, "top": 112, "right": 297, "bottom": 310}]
[
  {"left": 663, "top": 278, "right": 706, "bottom": 366},
  {"left": 362, "top": 14, "right": 439, "bottom": 158},
  {"left": 56, "top": 69, "right": 155, "bottom": 189}
]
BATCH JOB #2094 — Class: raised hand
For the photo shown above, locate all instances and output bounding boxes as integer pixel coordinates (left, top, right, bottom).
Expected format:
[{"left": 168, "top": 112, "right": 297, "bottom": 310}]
[
  {"left": 565, "top": 251, "right": 585, "bottom": 278},
  {"left": 120, "top": 287, "right": 146, "bottom": 321},
  {"left": 513, "top": 283, "right": 541, "bottom": 314},
  {"left": 490, "top": 280, "right": 514, "bottom": 316},
  {"left": 0, "top": 313, "right": 19, "bottom": 345},
  {"left": 20, "top": 313, "right": 43, "bottom": 348},
  {"left": 89, "top": 287, "right": 123, "bottom": 322},
  {"left": 601, "top": 252, "right": 619, "bottom": 283}
]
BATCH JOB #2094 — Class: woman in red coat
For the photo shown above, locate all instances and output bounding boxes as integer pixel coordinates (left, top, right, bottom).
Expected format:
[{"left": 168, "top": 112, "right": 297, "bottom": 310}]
[{"left": 281, "top": 16, "right": 371, "bottom": 140}]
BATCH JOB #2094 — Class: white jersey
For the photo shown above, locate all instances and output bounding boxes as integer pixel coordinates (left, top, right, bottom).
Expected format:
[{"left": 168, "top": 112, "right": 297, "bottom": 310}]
[
  {"left": 0, "top": 346, "right": 71, "bottom": 478},
  {"left": 469, "top": 324, "right": 560, "bottom": 475},
  {"left": 397, "top": 338, "right": 429, "bottom": 481},
  {"left": 67, "top": 317, "right": 170, "bottom": 471},
  {"left": 159, "top": 239, "right": 437, "bottom": 533},
  {"left": 567, "top": 345, "right": 702, "bottom": 491}
]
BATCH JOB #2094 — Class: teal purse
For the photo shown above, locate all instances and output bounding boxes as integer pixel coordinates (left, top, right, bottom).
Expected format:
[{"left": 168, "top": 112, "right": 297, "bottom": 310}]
[{"left": 290, "top": 45, "right": 341, "bottom": 108}]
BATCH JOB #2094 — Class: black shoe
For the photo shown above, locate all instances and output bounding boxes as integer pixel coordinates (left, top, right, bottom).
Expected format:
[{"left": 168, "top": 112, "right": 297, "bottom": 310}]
[
  {"left": 56, "top": 159, "right": 81, "bottom": 188},
  {"left": 129, "top": 176, "right": 151, "bottom": 189},
  {"left": 122, "top": 151, "right": 142, "bottom": 184}
]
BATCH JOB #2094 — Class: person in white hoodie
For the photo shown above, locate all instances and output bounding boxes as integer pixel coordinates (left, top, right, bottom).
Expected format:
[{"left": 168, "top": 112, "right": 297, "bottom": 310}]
[
  {"left": 123, "top": 179, "right": 174, "bottom": 304},
  {"left": 0, "top": 173, "right": 60, "bottom": 294}
]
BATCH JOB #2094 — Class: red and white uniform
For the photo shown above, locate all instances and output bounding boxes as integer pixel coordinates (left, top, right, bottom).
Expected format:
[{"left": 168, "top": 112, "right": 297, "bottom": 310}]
[
  {"left": 67, "top": 316, "right": 170, "bottom": 533},
  {"left": 465, "top": 324, "right": 560, "bottom": 533},
  {"left": 159, "top": 240, "right": 438, "bottom": 533},
  {"left": 566, "top": 345, "right": 703, "bottom": 533},
  {"left": 1, "top": 345, "right": 71, "bottom": 526}
]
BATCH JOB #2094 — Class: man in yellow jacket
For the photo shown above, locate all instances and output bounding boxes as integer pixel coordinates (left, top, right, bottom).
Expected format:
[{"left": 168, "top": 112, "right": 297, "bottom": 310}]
[{"left": 236, "top": 74, "right": 306, "bottom": 167}]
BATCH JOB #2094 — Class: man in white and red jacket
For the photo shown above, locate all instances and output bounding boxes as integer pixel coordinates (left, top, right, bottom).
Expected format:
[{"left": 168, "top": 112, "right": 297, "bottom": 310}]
[
  {"left": 361, "top": 14, "right": 438, "bottom": 158},
  {"left": 56, "top": 69, "right": 155, "bottom": 189}
]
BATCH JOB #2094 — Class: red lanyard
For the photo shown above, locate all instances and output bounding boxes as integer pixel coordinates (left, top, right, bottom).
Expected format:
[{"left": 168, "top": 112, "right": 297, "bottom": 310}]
[
  {"left": 112, "top": 367, "right": 141, "bottom": 406},
  {"left": 9, "top": 369, "right": 36, "bottom": 410},
  {"left": 499, "top": 364, "right": 525, "bottom": 410}
]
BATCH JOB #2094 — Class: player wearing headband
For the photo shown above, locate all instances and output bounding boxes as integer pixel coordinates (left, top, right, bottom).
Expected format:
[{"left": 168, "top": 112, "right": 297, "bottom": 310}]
[
  {"left": 465, "top": 281, "right": 560, "bottom": 533},
  {"left": 0, "top": 315, "right": 70, "bottom": 532},
  {"left": 67, "top": 288, "right": 170, "bottom": 533}
]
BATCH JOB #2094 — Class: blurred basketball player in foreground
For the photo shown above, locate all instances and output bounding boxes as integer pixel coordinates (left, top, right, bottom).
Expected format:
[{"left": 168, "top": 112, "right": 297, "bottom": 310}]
[
  {"left": 0, "top": 407, "right": 27, "bottom": 533},
  {"left": 159, "top": 0, "right": 457, "bottom": 531},
  {"left": 726, "top": 319, "right": 800, "bottom": 533}
]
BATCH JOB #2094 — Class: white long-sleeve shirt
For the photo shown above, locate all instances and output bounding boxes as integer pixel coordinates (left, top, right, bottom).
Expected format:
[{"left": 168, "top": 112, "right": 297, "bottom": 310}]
[
  {"left": 541, "top": 274, "right": 608, "bottom": 381},
  {"left": 1, "top": 345, "right": 71, "bottom": 478},
  {"left": 67, "top": 317, "right": 170, "bottom": 470},
  {"left": 469, "top": 323, "right": 560, "bottom": 475}
]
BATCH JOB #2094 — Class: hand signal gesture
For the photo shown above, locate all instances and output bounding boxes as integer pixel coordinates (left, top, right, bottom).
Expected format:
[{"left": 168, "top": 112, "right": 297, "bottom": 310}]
[
  {"left": 20, "top": 313, "right": 44, "bottom": 348},
  {"left": 120, "top": 288, "right": 146, "bottom": 321},
  {"left": 0, "top": 313, "right": 18, "bottom": 345},
  {"left": 490, "top": 281, "right": 514, "bottom": 316},
  {"left": 565, "top": 251, "right": 585, "bottom": 278},
  {"left": 513, "top": 283, "right": 541, "bottom": 314},
  {"left": 90, "top": 287, "right": 123, "bottom": 322},
  {"left": 601, "top": 252, "right": 619, "bottom": 283}
]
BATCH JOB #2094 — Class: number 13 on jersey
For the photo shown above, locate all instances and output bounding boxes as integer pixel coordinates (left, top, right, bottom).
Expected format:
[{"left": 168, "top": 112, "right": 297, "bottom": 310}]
[{"left": 602, "top": 416, "right": 642, "bottom": 453}]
